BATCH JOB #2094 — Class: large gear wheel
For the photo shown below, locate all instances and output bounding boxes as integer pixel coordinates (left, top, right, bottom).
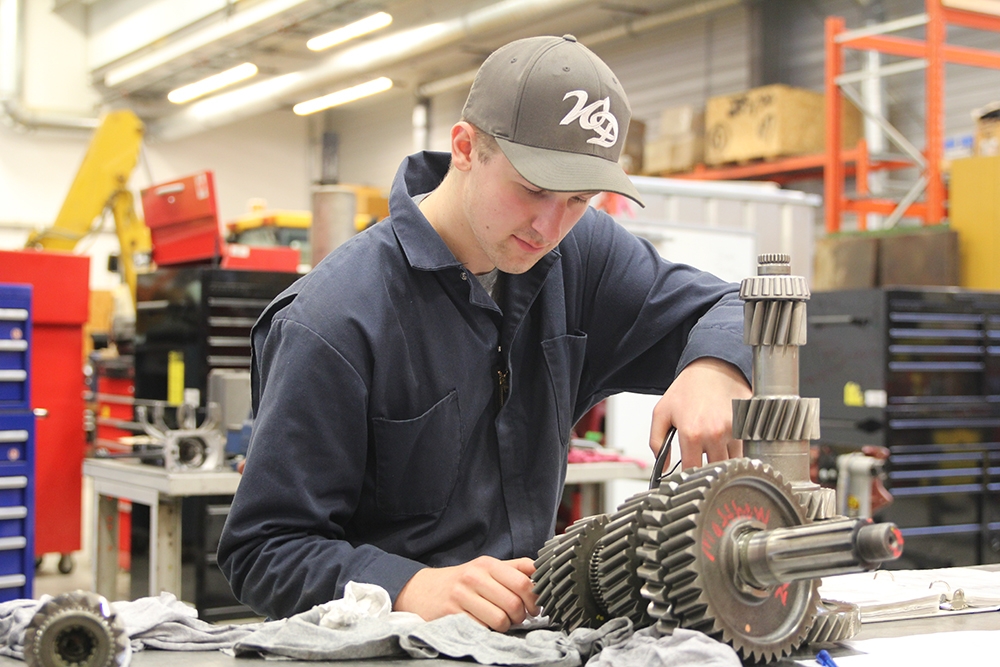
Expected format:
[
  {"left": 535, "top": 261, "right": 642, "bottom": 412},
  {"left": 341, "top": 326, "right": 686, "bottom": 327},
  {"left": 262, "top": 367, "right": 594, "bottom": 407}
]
[
  {"left": 637, "top": 459, "right": 819, "bottom": 664},
  {"left": 594, "top": 489, "right": 657, "bottom": 626},
  {"left": 25, "top": 591, "right": 130, "bottom": 667},
  {"left": 532, "top": 513, "right": 609, "bottom": 631}
]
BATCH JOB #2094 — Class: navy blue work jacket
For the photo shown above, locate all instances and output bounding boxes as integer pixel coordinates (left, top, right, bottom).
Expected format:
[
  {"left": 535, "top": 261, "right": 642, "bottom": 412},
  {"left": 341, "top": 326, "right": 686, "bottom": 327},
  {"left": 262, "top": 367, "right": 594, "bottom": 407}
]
[{"left": 218, "top": 151, "right": 751, "bottom": 620}]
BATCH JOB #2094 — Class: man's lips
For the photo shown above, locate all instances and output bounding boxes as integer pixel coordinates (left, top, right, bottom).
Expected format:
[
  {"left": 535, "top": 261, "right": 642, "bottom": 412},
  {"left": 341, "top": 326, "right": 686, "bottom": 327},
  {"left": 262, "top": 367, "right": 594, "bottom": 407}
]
[{"left": 513, "top": 236, "right": 547, "bottom": 253}]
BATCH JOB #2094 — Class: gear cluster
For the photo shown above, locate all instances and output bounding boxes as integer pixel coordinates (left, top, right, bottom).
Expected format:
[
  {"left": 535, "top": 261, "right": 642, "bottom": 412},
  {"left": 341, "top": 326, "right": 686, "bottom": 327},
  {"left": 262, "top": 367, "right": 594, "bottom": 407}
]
[
  {"left": 532, "top": 458, "right": 902, "bottom": 663},
  {"left": 533, "top": 255, "right": 904, "bottom": 664}
]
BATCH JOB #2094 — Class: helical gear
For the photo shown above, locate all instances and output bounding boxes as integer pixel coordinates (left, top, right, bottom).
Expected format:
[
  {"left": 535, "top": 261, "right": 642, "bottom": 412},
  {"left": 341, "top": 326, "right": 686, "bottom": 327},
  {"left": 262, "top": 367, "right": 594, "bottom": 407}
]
[
  {"left": 594, "top": 490, "right": 657, "bottom": 626},
  {"left": 532, "top": 513, "right": 610, "bottom": 631},
  {"left": 25, "top": 591, "right": 130, "bottom": 667},
  {"left": 637, "top": 459, "right": 818, "bottom": 664},
  {"left": 733, "top": 397, "right": 820, "bottom": 442},
  {"left": 743, "top": 301, "right": 808, "bottom": 346},
  {"left": 805, "top": 599, "right": 861, "bottom": 644},
  {"left": 795, "top": 488, "right": 838, "bottom": 521}
]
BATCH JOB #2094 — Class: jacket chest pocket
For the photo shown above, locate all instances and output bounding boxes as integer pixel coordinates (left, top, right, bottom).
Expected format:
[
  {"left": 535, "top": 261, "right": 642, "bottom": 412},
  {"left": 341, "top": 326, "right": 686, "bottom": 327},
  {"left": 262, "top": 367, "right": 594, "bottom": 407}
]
[
  {"left": 541, "top": 332, "right": 588, "bottom": 446},
  {"left": 372, "top": 389, "right": 463, "bottom": 516}
]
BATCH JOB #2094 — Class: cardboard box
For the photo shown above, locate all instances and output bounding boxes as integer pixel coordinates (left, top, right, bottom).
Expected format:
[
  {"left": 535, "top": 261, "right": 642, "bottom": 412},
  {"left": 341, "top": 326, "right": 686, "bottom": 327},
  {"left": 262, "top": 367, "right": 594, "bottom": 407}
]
[
  {"left": 813, "top": 227, "right": 958, "bottom": 292},
  {"left": 705, "top": 84, "right": 862, "bottom": 165},
  {"left": 973, "top": 102, "right": 1000, "bottom": 157},
  {"left": 660, "top": 105, "right": 705, "bottom": 137},
  {"left": 641, "top": 132, "right": 704, "bottom": 175}
]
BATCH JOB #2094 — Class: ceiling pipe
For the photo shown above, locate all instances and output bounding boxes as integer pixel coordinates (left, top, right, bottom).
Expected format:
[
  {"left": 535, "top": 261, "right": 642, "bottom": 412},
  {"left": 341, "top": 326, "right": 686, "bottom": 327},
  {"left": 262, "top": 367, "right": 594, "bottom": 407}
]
[
  {"left": 417, "top": 0, "right": 743, "bottom": 98},
  {"left": 148, "top": 0, "right": 600, "bottom": 141},
  {"left": 0, "top": 0, "right": 98, "bottom": 132}
]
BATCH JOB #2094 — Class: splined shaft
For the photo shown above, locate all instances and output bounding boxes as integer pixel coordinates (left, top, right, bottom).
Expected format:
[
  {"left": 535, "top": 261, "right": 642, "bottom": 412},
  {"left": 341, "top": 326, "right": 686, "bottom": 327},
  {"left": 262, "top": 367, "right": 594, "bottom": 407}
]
[{"left": 739, "top": 517, "right": 904, "bottom": 589}]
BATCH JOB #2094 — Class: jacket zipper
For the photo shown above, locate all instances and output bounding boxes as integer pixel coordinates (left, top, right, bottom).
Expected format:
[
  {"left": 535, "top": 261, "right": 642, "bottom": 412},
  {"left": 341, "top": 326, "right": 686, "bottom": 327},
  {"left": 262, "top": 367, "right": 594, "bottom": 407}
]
[{"left": 497, "top": 344, "right": 509, "bottom": 410}]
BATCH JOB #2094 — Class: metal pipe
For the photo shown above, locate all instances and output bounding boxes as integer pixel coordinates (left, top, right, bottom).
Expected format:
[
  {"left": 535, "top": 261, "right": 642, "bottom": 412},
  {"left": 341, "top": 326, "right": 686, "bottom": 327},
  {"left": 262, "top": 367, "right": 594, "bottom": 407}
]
[{"left": 0, "top": 0, "right": 98, "bottom": 132}]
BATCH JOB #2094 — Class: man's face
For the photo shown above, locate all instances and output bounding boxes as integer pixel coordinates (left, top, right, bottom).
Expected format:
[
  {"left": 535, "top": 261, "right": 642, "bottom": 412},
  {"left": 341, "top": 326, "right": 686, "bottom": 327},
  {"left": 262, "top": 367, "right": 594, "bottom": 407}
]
[{"left": 461, "top": 146, "right": 597, "bottom": 275}]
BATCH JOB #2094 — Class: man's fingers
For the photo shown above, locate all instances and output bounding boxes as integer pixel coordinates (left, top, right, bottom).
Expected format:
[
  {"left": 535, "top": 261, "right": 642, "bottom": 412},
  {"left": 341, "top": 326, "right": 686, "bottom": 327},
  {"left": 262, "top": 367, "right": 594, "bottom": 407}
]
[{"left": 497, "top": 558, "right": 539, "bottom": 616}]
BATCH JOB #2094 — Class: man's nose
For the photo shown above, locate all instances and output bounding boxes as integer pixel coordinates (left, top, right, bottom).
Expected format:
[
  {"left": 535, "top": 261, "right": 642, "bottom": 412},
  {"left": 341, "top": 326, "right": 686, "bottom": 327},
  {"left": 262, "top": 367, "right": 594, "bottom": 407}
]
[{"left": 532, "top": 200, "right": 568, "bottom": 243}]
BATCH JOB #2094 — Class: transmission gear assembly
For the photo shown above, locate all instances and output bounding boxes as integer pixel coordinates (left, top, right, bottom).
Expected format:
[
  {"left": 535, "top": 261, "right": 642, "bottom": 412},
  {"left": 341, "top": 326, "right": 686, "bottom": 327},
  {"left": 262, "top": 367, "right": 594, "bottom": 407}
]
[
  {"left": 25, "top": 590, "right": 130, "bottom": 667},
  {"left": 532, "top": 254, "right": 904, "bottom": 663}
]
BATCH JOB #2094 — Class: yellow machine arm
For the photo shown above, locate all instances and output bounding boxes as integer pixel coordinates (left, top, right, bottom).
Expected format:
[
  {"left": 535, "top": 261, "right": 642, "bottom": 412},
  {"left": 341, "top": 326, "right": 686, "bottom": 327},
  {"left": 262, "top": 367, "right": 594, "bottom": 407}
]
[{"left": 25, "top": 109, "right": 151, "bottom": 301}]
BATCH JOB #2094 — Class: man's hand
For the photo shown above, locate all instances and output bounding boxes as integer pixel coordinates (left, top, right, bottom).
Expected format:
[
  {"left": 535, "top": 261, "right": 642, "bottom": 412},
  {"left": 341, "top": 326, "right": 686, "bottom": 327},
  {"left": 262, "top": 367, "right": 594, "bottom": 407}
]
[
  {"left": 648, "top": 357, "right": 752, "bottom": 472},
  {"left": 394, "top": 556, "right": 539, "bottom": 632}
]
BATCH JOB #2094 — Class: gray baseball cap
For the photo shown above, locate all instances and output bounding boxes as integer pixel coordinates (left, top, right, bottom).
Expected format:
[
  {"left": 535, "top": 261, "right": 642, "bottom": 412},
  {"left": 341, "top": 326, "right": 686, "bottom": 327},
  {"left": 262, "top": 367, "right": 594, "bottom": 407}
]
[{"left": 462, "top": 34, "right": 644, "bottom": 206}]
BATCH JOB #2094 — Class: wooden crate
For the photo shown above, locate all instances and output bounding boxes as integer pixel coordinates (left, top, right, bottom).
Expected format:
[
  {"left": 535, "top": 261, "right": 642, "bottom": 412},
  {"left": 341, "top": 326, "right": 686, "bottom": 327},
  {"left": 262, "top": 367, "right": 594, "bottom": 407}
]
[{"left": 704, "top": 84, "right": 861, "bottom": 165}]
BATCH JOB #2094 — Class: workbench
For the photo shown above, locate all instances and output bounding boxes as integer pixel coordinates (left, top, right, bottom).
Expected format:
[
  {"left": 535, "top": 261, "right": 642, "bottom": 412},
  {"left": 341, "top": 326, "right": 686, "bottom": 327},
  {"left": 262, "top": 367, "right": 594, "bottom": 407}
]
[
  {"left": 83, "top": 459, "right": 241, "bottom": 603},
  {"left": 83, "top": 459, "right": 648, "bottom": 603},
  {"left": 2, "top": 607, "right": 996, "bottom": 666}
]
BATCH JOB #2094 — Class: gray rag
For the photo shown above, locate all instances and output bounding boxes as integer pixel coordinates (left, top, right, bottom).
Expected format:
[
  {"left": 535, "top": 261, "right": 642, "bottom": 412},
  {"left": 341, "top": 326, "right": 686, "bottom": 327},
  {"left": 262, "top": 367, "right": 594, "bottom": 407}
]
[
  {"left": 585, "top": 626, "right": 741, "bottom": 667},
  {"left": 233, "top": 612, "right": 633, "bottom": 666},
  {"left": 0, "top": 593, "right": 262, "bottom": 659}
]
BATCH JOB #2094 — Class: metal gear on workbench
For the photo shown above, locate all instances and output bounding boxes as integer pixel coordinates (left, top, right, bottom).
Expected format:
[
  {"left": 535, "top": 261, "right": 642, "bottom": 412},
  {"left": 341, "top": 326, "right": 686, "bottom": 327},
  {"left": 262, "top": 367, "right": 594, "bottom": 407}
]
[
  {"left": 532, "top": 513, "right": 610, "bottom": 631},
  {"left": 636, "top": 458, "right": 818, "bottom": 664},
  {"left": 735, "top": 253, "right": 835, "bottom": 522},
  {"left": 25, "top": 590, "right": 130, "bottom": 667}
]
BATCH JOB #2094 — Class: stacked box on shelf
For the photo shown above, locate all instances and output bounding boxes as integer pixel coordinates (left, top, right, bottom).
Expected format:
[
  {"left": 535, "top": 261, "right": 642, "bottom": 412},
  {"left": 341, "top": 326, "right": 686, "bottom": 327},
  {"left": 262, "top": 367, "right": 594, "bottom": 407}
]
[{"left": 0, "top": 284, "right": 35, "bottom": 601}]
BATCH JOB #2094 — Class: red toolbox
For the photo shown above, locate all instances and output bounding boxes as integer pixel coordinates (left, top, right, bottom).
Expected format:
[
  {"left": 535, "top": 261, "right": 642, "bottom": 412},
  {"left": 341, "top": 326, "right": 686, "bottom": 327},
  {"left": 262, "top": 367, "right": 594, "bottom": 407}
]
[
  {"left": 0, "top": 250, "right": 89, "bottom": 564},
  {"left": 141, "top": 171, "right": 223, "bottom": 266}
]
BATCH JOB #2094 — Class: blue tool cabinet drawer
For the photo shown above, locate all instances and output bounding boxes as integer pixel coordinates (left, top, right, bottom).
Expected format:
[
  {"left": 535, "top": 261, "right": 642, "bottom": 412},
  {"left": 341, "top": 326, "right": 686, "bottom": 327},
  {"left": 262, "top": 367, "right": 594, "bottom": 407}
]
[
  {"left": 0, "top": 414, "right": 32, "bottom": 467},
  {"left": 0, "top": 284, "right": 31, "bottom": 412}
]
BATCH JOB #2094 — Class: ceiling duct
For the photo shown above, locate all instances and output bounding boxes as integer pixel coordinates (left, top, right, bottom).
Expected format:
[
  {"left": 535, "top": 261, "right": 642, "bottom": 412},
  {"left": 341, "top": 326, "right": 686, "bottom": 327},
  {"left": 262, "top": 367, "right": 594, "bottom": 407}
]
[
  {"left": 148, "top": 0, "right": 598, "bottom": 141},
  {"left": 0, "top": 0, "right": 98, "bottom": 132}
]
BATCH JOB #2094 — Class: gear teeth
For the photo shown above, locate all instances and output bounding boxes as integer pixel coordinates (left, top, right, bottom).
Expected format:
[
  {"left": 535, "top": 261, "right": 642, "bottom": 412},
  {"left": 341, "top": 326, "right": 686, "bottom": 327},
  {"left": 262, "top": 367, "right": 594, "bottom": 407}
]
[
  {"left": 637, "top": 459, "right": 818, "bottom": 664},
  {"left": 733, "top": 397, "right": 821, "bottom": 442},
  {"left": 805, "top": 599, "right": 861, "bottom": 644},
  {"left": 739, "top": 275, "right": 810, "bottom": 301},
  {"left": 25, "top": 590, "right": 129, "bottom": 667},
  {"left": 531, "top": 514, "right": 610, "bottom": 631},
  {"left": 795, "top": 487, "right": 837, "bottom": 521},
  {"left": 593, "top": 489, "right": 655, "bottom": 626},
  {"left": 743, "top": 301, "right": 808, "bottom": 346}
]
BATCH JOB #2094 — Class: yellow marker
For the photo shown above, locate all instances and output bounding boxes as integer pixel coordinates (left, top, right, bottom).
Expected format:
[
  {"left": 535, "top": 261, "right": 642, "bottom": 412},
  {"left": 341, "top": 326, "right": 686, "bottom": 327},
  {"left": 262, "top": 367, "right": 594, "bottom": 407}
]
[
  {"left": 843, "top": 381, "right": 864, "bottom": 407},
  {"left": 167, "top": 350, "right": 185, "bottom": 405}
]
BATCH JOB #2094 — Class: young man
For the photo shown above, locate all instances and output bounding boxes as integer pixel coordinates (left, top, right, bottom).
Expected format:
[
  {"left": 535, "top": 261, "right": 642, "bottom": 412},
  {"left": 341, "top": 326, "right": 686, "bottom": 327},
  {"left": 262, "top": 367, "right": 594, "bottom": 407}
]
[{"left": 219, "top": 34, "right": 751, "bottom": 632}]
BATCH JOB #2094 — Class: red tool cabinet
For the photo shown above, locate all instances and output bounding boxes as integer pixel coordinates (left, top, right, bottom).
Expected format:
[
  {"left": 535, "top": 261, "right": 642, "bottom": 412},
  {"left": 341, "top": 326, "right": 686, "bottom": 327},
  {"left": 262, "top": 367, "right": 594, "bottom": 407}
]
[{"left": 0, "top": 250, "right": 89, "bottom": 566}]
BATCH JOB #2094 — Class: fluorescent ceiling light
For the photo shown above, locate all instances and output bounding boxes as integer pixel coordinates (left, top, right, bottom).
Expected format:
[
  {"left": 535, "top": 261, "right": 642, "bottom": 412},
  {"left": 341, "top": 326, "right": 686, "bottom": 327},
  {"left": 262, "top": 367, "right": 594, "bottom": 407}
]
[
  {"left": 293, "top": 77, "right": 393, "bottom": 115},
  {"left": 307, "top": 12, "right": 392, "bottom": 51},
  {"left": 168, "top": 63, "right": 259, "bottom": 103},
  {"left": 103, "top": 0, "right": 311, "bottom": 88}
]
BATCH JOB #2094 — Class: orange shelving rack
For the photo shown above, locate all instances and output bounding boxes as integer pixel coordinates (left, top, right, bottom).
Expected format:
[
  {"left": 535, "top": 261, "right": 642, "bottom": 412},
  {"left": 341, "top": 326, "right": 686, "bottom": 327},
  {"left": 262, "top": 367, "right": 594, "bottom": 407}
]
[{"left": 825, "top": 0, "right": 1000, "bottom": 233}]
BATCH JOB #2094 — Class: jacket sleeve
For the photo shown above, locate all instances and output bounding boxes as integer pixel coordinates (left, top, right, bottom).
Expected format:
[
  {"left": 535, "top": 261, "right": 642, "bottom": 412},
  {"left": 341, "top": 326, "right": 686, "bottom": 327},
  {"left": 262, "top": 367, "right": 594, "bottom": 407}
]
[
  {"left": 217, "top": 313, "right": 425, "bottom": 620},
  {"left": 565, "top": 210, "right": 751, "bottom": 411}
]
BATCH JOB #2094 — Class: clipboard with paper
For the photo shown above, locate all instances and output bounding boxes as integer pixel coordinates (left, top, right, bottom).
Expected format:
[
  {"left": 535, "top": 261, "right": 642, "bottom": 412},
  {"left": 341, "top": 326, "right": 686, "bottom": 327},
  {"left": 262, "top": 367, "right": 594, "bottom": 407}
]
[{"left": 818, "top": 567, "right": 1000, "bottom": 622}]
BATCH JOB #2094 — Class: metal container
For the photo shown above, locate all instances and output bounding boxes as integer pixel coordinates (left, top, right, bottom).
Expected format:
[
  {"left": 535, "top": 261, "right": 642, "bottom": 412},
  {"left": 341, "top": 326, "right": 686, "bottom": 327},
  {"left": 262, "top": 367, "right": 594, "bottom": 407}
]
[{"left": 310, "top": 185, "right": 357, "bottom": 266}]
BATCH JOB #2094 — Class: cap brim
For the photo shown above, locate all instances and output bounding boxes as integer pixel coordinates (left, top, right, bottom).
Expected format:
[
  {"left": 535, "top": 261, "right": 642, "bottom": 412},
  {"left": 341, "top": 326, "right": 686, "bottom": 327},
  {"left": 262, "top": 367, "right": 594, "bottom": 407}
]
[{"left": 495, "top": 137, "right": 645, "bottom": 208}]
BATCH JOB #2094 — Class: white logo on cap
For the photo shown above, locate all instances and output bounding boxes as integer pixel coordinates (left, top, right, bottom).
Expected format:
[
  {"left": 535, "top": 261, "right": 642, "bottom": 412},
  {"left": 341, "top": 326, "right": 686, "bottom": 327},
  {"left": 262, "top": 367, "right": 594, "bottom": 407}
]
[{"left": 560, "top": 91, "right": 619, "bottom": 148}]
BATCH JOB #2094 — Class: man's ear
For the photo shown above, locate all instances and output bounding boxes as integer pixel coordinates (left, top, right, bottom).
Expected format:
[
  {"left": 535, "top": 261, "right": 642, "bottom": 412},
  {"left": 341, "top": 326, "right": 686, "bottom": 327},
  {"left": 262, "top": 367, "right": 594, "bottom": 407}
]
[{"left": 450, "top": 121, "right": 475, "bottom": 172}]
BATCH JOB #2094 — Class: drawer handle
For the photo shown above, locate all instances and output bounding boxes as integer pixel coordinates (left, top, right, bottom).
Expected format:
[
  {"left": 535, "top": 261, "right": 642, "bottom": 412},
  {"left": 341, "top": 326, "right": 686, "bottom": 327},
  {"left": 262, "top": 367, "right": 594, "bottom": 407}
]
[
  {"left": 0, "top": 507, "right": 27, "bottom": 520},
  {"left": 0, "top": 370, "right": 27, "bottom": 382},
  {"left": 0, "top": 574, "right": 26, "bottom": 589},
  {"left": 0, "top": 309, "right": 28, "bottom": 322},
  {"left": 0, "top": 536, "right": 26, "bottom": 550},
  {"left": 0, "top": 476, "right": 27, "bottom": 490},
  {"left": 0, "top": 340, "right": 27, "bottom": 352},
  {"left": 0, "top": 431, "right": 27, "bottom": 444}
]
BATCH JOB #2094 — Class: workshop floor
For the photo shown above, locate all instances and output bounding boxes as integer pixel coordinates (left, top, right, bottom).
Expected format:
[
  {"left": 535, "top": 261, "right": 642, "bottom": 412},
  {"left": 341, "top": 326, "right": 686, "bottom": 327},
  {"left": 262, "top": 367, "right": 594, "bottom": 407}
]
[{"left": 34, "top": 550, "right": 131, "bottom": 600}]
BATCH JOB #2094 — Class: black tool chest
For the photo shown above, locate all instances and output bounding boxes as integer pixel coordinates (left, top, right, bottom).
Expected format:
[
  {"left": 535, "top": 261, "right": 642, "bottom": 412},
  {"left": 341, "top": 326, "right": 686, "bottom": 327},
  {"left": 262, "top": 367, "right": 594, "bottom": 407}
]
[{"left": 801, "top": 287, "right": 1000, "bottom": 569}]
